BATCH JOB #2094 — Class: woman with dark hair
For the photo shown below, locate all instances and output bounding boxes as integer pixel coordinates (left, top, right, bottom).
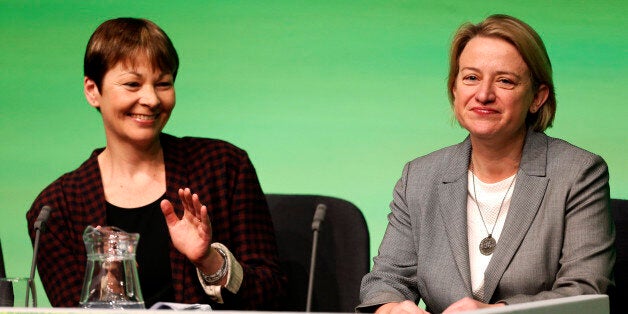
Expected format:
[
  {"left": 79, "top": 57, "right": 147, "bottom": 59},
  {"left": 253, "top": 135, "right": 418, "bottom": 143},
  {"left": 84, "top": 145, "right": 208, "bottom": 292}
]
[
  {"left": 358, "top": 14, "right": 614, "bottom": 313},
  {"left": 26, "top": 17, "right": 285, "bottom": 309}
]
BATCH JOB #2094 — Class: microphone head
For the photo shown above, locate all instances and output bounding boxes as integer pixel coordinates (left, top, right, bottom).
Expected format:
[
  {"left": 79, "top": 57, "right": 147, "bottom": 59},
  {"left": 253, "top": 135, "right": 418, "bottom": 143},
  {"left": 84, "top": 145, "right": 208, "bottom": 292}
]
[
  {"left": 311, "top": 203, "right": 327, "bottom": 231},
  {"left": 34, "top": 205, "right": 53, "bottom": 231}
]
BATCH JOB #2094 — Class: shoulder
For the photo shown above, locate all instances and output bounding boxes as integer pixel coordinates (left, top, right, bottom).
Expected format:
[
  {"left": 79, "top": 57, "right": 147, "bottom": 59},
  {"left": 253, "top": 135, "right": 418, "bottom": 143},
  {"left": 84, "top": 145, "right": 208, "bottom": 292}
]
[
  {"left": 162, "top": 133, "right": 248, "bottom": 158},
  {"left": 27, "top": 149, "right": 101, "bottom": 219},
  {"left": 545, "top": 134, "right": 600, "bottom": 158},
  {"left": 57, "top": 149, "right": 103, "bottom": 187},
  {"left": 523, "top": 132, "right": 608, "bottom": 186},
  {"left": 42, "top": 149, "right": 101, "bottom": 191},
  {"left": 404, "top": 140, "right": 468, "bottom": 176},
  {"left": 543, "top": 133, "right": 607, "bottom": 171},
  {"left": 409, "top": 143, "right": 462, "bottom": 165},
  {"left": 160, "top": 133, "right": 253, "bottom": 173}
]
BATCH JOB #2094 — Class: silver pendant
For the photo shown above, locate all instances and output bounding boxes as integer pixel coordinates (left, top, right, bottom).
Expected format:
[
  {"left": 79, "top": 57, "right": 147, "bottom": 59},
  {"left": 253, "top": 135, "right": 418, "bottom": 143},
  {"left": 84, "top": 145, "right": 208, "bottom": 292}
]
[{"left": 479, "top": 235, "right": 496, "bottom": 256}]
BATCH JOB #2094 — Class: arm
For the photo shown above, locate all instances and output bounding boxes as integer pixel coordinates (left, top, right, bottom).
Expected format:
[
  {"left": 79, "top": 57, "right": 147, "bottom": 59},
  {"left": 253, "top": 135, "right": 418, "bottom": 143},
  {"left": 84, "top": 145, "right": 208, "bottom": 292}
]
[
  {"left": 502, "top": 154, "right": 614, "bottom": 304},
  {"left": 160, "top": 137, "right": 285, "bottom": 309},
  {"left": 218, "top": 153, "right": 286, "bottom": 309},
  {"left": 358, "top": 163, "right": 422, "bottom": 311}
]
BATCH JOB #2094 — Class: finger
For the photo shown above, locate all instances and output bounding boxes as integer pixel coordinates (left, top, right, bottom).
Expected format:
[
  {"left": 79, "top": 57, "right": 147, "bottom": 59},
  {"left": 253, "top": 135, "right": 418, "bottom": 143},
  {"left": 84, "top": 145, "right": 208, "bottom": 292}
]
[
  {"left": 177, "top": 188, "right": 187, "bottom": 210},
  {"left": 184, "top": 188, "right": 193, "bottom": 208},
  {"left": 199, "top": 204, "right": 211, "bottom": 234},
  {"left": 181, "top": 188, "right": 194, "bottom": 212},
  {"left": 192, "top": 193, "right": 203, "bottom": 218},
  {"left": 160, "top": 199, "right": 180, "bottom": 227}
]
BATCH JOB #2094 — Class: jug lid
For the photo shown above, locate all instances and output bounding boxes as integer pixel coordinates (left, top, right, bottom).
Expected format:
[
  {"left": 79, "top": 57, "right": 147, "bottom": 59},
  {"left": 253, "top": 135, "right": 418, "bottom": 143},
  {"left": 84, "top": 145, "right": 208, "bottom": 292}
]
[{"left": 83, "top": 225, "right": 139, "bottom": 257}]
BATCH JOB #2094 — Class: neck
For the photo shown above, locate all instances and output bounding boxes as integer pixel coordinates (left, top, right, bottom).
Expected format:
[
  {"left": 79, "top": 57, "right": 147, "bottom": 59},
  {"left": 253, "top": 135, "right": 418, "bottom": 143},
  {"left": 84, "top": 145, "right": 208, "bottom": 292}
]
[
  {"left": 470, "top": 129, "right": 526, "bottom": 183},
  {"left": 97, "top": 137, "right": 167, "bottom": 207},
  {"left": 99, "top": 136, "right": 164, "bottom": 176}
]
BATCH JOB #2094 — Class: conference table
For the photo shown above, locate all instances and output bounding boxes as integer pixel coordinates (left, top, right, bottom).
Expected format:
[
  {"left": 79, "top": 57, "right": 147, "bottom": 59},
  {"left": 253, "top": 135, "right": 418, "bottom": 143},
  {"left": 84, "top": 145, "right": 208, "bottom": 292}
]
[{"left": 0, "top": 294, "right": 610, "bottom": 314}]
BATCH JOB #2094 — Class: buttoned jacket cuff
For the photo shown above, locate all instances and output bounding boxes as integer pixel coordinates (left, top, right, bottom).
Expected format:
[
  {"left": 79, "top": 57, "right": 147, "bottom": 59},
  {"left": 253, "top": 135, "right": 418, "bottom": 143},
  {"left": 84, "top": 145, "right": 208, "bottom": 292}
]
[{"left": 196, "top": 242, "right": 244, "bottom": 303}]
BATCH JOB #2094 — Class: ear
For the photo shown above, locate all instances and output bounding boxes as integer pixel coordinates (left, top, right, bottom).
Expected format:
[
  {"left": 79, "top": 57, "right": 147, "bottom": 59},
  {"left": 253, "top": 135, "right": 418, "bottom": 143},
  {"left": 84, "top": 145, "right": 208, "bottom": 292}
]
[
  {"left": 529, "top": 84, "right": 549, "bottom": 114},
  {"left": 84, "top": 77, "right": 101, "bottom": 109}
]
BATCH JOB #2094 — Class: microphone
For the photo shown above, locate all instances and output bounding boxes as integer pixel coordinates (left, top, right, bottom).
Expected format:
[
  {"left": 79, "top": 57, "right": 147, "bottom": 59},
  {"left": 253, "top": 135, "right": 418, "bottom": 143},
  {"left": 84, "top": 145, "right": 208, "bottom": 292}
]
[
  {"left": 306, "top": 204, "right": 327, "bottom": 312},
  {"left": 311, "top": 204, "right": 327, "bottom": 231},
  {"left": 33, "top": 205, "right": 53, "bottom": 232},
  {"left": 26, "top": 205, "right": 53, "bottom": 307}
]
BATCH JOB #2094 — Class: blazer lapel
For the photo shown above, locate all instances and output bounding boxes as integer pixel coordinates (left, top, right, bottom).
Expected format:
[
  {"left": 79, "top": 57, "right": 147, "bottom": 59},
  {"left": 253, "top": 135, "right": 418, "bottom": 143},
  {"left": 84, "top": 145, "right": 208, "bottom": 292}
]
[
  {"left": 481, "top": 131, "right": 550, "bottom": 302},
  {"left": 439, "top": 137, "right": 473, "bottom": 294}
]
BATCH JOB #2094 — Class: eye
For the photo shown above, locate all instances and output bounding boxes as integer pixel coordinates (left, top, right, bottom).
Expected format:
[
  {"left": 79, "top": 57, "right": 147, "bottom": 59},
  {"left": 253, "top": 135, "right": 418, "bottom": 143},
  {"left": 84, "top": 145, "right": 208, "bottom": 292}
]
[
  {"left": 461, "top": 74, "right": 480, "bottom": 85},
  {"left": 123, "top": 82, "right": 140, "bottom": 88},
  {"left": 156, "top": 81, "right": 173, "bottom": 89},
  {"left": 496, "top": 78, "right": 517, "bottom": 89}
]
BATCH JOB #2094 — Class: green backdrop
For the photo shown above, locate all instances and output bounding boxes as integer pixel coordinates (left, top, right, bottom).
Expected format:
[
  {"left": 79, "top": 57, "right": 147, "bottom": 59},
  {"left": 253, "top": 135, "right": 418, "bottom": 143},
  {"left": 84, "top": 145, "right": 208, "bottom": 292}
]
[{"left": 1, "top": 0, "right": 626, "bottom": 307}]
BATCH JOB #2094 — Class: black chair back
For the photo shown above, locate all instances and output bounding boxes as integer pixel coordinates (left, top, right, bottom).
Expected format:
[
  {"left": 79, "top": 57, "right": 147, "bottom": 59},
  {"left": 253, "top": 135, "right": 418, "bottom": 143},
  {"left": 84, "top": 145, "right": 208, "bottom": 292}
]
[
  {"left": 266, "top": 194, "right": 370, "bottom": 313},
  {"left": 0, "top": 239, "right": 15, "bottom": 306},
  {"left": 0, "top": 239, "right": 5, "bottom": 279}
]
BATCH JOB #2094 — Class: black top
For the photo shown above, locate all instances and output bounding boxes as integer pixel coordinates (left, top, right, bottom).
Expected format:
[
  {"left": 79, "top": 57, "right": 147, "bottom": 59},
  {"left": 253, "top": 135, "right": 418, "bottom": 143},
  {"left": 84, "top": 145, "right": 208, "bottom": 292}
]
[{"left": 106, "top": 196, "right": 175, "bottom": 308}]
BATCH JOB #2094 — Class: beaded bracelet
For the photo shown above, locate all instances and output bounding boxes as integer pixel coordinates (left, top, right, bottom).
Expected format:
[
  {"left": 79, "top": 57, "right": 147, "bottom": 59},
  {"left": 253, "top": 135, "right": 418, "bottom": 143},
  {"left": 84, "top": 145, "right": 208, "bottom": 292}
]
[{"left": 200, "top": 247, "right": 228, "bottom": 284}]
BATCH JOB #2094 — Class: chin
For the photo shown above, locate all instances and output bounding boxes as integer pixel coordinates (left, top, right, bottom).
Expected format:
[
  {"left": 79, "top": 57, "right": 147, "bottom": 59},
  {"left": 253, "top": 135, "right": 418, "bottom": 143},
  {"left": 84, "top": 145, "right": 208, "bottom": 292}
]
[
  {"left": 127, "top": 130, "right": 161, "bottom": 142},
  {"left": 468, "top": 125, "right": 508, "bottom": 139},
  {"left": 462, "top": 122, "right": 498, "bottom": 136}
]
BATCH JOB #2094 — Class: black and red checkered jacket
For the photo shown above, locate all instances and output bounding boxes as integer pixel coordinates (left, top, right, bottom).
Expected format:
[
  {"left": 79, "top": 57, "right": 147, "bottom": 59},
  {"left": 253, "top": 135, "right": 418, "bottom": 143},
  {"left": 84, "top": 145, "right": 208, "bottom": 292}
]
[{"left": 26, "top": 133, "right": 286, "bottom": 309}]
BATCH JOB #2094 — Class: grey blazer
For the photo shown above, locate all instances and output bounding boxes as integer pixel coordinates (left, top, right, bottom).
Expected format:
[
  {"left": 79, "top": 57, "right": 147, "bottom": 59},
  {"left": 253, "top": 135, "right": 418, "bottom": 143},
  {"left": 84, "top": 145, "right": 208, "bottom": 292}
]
[{"left": 358, "top": 131, "right": 614, "bottom": 313}]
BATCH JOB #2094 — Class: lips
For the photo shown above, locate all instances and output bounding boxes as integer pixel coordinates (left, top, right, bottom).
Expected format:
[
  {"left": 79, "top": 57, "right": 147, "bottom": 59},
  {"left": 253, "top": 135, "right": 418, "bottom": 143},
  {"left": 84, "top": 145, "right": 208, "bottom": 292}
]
[{"left": 470, "top": 107, "right": 499, "bottom": 114}]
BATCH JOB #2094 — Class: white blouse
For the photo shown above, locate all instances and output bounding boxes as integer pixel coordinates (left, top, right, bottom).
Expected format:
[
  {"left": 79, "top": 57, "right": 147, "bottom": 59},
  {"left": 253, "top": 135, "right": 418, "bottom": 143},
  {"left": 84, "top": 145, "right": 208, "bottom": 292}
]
[{"left": 466, "top": 171, "right": 517, "bottom": 299}]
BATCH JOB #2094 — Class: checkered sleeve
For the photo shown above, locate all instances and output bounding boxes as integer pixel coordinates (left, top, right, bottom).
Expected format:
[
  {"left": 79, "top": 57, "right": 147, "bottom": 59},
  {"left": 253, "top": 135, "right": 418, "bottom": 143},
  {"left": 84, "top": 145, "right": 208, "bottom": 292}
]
[
  {"left": 219, "top": 151, "right": 287, "bottom": 309},
  {"left": 167, "top": 136, "right": 286, "bottom": 309}
]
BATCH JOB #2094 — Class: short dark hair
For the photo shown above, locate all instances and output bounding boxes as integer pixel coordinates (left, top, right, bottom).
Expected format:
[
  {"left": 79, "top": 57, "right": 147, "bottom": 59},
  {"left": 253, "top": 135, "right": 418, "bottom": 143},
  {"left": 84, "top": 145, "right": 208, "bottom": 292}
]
[{"left": 84, "top": 17, "right": 179, "bottom": 91}]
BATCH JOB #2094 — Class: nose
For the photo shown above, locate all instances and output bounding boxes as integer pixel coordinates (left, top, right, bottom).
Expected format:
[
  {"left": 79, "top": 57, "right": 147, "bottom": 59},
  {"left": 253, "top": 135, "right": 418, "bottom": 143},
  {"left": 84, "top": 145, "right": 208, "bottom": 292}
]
[
  {"left": 139, "top": 85, "right": 160, "bottom": 108},
  {"left": 475, "top": 80, "right": 495, "bottom": 104}
]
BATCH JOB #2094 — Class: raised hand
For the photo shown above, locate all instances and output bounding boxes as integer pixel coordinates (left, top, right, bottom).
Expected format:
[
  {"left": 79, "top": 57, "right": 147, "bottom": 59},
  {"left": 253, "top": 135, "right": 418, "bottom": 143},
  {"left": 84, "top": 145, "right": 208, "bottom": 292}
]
[{"left": 160, "top": 188, "right": 213, "bottom": 264}]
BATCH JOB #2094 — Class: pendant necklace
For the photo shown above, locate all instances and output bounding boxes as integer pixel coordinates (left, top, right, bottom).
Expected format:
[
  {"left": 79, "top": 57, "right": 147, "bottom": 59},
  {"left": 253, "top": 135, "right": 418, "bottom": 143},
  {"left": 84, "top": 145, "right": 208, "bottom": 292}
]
[{"left": 471, "top": 165, "right": 517, "bottom": 256}]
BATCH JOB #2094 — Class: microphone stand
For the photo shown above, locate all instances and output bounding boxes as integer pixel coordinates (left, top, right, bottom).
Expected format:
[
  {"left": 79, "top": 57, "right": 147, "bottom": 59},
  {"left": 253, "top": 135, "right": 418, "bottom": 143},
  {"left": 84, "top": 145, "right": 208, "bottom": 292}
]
[
  {"left": 306, "top": 204, "right": 327, "bottom": 312},
  {"left": 26, "top": 205, "right": 52, "bottom": 307},
  {"left": 25, "top": 232, "right": 40, "bottom": 307}
]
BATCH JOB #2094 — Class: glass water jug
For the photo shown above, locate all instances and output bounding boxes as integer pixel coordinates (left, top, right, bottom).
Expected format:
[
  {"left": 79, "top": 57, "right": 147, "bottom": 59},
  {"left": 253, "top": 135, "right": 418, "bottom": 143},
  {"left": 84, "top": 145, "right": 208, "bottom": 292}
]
[{"left": 79, "top": 225, "right": 144, "bottom": 309}]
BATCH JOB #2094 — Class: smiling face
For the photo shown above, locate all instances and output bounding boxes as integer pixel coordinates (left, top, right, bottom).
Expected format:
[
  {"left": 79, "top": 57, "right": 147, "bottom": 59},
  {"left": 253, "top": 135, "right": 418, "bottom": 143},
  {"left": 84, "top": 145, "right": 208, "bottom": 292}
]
[
  {"left": 452, "top": 36, "right": 548, "bottom": 142},
  {"left": 84, "top": 56, "right": 176, "bottom": 147}
]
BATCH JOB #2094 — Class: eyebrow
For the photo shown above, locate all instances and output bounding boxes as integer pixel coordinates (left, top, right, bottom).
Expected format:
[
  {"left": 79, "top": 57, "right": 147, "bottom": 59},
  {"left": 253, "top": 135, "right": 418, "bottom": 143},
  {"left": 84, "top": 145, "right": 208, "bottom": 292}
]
[
  {"left": 460, "top": 67, "right": 523, "bottom": 80},
  {"left": 121, "top": 71, "right": 172, "bottom": 80}
]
